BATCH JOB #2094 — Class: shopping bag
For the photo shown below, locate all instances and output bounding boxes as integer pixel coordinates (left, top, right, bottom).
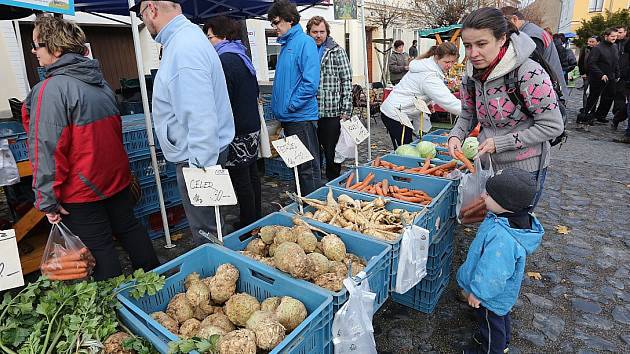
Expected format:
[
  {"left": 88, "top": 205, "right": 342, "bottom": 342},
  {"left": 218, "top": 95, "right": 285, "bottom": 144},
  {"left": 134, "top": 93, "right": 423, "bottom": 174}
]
[
  {"left": 334, "top": 127, "right": 355, "bottom": 163},
  {"left": 40, "top": 222, "right": 95, "bottom": 281},
  {"left": 456, "top": 156, "right": 493, "bottom": 224},
  {"left": 394, "top": 225, "right": 430, "bottom": 294},
  {"left": 0, "top": 139, "right": 19, "bottom": 186},
  {"left": 257, "top": 102, "right": 272, "bottom": 158},
  {"left": 332, "top": 276, "right": 377, "bottom": 354}
]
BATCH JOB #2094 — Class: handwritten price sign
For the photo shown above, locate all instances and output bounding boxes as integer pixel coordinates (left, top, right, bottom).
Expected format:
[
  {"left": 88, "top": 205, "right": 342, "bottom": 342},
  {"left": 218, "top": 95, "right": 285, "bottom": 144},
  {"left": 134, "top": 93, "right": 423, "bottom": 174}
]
[
  {"left": 0, "top": 229, "right": 24, "bottom": 291},
  {"left": 394, "top": 109, "right": 414, "bottom": 129},
  {"left": 341, "top": 116, "right": 369, "bottom": 144},
  {"left": 182, "top": 167, "right": 238, "bottom": 206},
  {"left": 272, "top": 135, "right": 314, "bottom": 168},
  {"left": 413, "top": 97, "right": 431, "bottom": 114}
]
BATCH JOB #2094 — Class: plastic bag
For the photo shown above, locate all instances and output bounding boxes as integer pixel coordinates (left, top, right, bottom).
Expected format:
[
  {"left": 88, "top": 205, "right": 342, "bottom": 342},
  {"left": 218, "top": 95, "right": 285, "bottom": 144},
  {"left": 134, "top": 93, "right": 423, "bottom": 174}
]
[
  {"left": 0, "top": 139, "right": 19, "bottom": 186},
  {"left": 257, "top": 102, "right": 272, "bottom": 158},
  {"left": 456, "top": 156, "right": 493, "bottom": 224},
  {"left": 394, "top": 225, "right": 430, "bottom": 294},
  {"left": 41, "top": 222, "right": 95, "bottom": 280},
  {"left": 332, "top": 275, "right": 377, "bottom": 354},
  {"left": 334, "top": 126, "right": 355, "bottom": 163}
]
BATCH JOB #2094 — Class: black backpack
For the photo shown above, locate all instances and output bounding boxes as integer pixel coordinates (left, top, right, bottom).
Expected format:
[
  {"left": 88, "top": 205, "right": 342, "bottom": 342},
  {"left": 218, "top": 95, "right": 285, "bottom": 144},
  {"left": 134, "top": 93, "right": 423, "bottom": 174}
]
[{"left": 464, "top": 49, "right": 567, "bottom": 147}]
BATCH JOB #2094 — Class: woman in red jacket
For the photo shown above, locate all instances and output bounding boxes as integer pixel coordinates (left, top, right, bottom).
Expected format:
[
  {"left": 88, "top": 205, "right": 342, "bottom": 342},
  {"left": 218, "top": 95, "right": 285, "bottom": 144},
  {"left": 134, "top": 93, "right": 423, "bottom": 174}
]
[{"left": 23, "top": 15, "right": 159, "bottom": 280}]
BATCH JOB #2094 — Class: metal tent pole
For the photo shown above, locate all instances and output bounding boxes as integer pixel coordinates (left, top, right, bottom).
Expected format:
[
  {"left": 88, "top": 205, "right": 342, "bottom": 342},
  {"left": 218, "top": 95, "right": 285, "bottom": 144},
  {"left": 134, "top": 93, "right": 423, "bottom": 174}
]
[{"left": 360, "top": 0, "right": 372, "bottom": 161}]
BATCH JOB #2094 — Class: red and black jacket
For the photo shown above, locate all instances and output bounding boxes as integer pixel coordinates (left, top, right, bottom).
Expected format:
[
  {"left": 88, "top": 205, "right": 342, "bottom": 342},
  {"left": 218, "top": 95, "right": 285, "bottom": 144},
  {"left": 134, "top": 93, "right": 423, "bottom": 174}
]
[{"left": 22, "top": 53, "right": 130, "bottom": 212}]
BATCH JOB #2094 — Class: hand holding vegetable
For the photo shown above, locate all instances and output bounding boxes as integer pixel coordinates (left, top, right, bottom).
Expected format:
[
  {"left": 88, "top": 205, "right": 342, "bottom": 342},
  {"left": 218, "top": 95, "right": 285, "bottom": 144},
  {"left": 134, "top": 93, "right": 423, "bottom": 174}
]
[{"left": 447, "top": 136, "right": 463, "bottom": 159}]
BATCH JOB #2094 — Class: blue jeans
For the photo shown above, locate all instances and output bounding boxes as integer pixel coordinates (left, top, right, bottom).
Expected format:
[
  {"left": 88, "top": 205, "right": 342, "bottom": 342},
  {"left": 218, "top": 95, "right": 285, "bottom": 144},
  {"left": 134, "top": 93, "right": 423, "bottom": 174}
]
[
  {"left": 281, "top": 120, "right": 322, "bottom": 196},
  {"left": 531, "top": 168, "right": 547, "bottom": 210}
]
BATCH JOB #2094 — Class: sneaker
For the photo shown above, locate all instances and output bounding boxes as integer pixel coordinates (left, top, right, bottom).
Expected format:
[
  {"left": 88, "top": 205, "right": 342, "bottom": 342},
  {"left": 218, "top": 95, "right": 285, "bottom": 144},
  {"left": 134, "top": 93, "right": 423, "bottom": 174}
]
[
  {"left": 613, "top": 135, "right": 630, "bottom": 144},
  {"left": 595, "top": 119, "right": 609, "bottom": 124}
]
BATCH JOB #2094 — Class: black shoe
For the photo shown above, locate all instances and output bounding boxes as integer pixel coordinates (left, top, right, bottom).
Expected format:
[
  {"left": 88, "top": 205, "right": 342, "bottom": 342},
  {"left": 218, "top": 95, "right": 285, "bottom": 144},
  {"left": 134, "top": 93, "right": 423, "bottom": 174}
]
[
  {"left": 613, "top": 136, "right": 630, "bottom": 144},
  {"left": 611, "top": 121, "right": 620, "bottom": 130},
  {"left": 588, "top": 120, "right": 596, "bottom": 126},
  {"left": 595, "top": 119, "right": 609, "bottom": 124}
]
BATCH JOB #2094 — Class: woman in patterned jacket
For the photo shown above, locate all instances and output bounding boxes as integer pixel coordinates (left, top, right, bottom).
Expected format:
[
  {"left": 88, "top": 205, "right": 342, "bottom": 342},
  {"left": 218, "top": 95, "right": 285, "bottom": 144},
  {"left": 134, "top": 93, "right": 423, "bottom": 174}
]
[
  {"left": 447, "top": 7, "right": 564, "bottom": 209},
  {"left": 307, "top": 16, "right": 353, "bottom": 180}
]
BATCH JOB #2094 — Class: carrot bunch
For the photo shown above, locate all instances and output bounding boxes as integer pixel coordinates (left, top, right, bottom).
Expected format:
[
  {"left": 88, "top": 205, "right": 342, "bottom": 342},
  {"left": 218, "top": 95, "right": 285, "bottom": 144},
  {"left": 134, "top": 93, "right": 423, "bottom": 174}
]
[
  {"left": 372, "top": 156, "right": 464, "bottom": 178},
  {"left": 41, "top": 247, "right": 95, "bottom": 281},
  {"left": 459, "top": 197, "right": 487, "bottom": 224},
  {"left": 344, "top": 172, "right": 433, "bottom": 205}
]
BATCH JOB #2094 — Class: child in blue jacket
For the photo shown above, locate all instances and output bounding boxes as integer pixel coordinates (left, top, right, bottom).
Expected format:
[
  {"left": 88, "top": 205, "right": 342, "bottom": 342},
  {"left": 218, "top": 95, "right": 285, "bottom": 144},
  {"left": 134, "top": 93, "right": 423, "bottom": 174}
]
[{"left": 458, "top": 167, "right": 544, "bottom": 354}]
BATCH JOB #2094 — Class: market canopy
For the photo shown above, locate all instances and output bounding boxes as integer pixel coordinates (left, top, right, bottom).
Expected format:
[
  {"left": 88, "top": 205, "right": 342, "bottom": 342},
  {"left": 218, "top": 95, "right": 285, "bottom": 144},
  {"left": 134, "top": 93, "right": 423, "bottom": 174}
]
[
  {"left": 418, "top": 24, "right": 462, "bottom": 40},
  {"left": 74, "top": 0, "right": 325, "bottom": 21}
]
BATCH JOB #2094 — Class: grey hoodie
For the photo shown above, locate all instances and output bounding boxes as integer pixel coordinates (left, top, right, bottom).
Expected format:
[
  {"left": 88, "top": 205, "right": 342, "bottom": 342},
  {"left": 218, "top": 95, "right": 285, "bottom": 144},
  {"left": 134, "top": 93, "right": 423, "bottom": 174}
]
[{"left": 449, "top": 32, "right": 564, "bottom": 173}]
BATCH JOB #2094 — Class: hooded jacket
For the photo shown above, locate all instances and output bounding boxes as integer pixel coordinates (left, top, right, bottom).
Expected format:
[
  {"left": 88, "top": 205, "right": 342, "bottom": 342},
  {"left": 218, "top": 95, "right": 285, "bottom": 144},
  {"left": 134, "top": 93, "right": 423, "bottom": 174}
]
[
  {"left": 457, "top": 212, "right": 544, "bottom": 316},
  {"left": 317, "top": 36, "right": 353, "bottom": 118},
  {"left": 21, "top": 53, "right": 130, "bottom": 212},
  {"left": 271, "top": 24, "right": 320, "bottom": 122},
  {"left": 381, "top": 57, "right": 461, "bottom": 133},
  {"left": 448, "top": 32, "right": 564, "bottom": 173}
]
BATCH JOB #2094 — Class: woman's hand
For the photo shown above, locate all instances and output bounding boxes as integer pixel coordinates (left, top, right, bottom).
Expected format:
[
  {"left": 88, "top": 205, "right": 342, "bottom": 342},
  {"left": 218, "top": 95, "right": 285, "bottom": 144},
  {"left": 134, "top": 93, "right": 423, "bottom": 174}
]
[
  {"left": 448, "top": 136, "right": 462, "bottom": 158},
  {"left": 46, "top": 206, "right": 69, "bottom": 224},
  {"left": 478, "top": 138, "right": 496, "bottom": 156}
]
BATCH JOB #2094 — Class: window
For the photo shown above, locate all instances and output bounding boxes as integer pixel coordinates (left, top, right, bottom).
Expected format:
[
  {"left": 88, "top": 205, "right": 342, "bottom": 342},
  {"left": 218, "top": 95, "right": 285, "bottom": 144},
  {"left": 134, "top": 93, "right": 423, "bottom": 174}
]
[{"left": 589, "top": 0, "right": 604, "bottom": 12}]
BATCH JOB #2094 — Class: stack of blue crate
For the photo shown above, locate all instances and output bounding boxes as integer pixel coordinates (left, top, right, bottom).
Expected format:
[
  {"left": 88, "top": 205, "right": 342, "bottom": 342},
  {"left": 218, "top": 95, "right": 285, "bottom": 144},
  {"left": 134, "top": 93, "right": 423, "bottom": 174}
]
[{"left": 122, "top": 115, "right": 188, "bottom": 239}]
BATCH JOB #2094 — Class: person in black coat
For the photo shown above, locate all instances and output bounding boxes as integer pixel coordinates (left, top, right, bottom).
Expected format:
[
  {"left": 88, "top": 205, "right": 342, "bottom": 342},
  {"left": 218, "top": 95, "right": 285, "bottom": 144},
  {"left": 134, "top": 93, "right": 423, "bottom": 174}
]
[
  {"left": 578, "top": 36, "right": 599, "bottom": 110},
  {"left": 613, "top": 26, "right": 629, "bottom": 128},
  {"left": 554, "top": 33, "right": 577, "bottom": 84},
  {"left": 578, "top": 28, "right": 620, "bottom": 129},
  {"left": 204, "top": 16, "right": 262, "bottom": 228},
  {"left": 613, "top": 39, "right": 630, "bottom": 134}
]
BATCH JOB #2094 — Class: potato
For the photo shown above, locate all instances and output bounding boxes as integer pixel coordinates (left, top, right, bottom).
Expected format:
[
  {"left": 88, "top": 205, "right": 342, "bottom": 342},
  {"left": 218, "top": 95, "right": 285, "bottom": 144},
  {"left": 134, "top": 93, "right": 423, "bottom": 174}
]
[
  {"left": 200, "top": 313, "right": 235, "bottom": 333},
  {"left": 208, "top": 276, "right": 237, "bottom": 304},
  {"left": 218, "top": 329, "right": 256, "bottom": 354},
  {"left": 166, "top": 293, "right": 194, "bottom": 323},
  {"left": 224, "top": 293, "right": 261, "bottom": 327},
  {"left": 215, "top": 263, "right": 239, "bottom": 284},
  {"left": 295, "top": 226, "right": 318, "bottom": 253},
  {"left": 274, "top": 226, "right": 297, "bottom": 245},
  {"left": 150, "top": 311, "right": 179, "bottom": 334},
  {"left": 179, "top": 318, "right": 201, "bottom": 338},
  {"left": 261, "top": 297, "right": 282, "bottom": 313},
  {"left": 184, "top": 272, "right": 202, "bottom": 290},
  {"left": 305, "top": 253, "right": 330, "bottom": 280},
  {"left": 245, "top": 238, "right": 268, "bottom": 257},
  {"left": 314, "top": 273, "right": 344, "bottom": 292},
  {"left": 275, "top": 296, "right": 307, "bottom": 332},
  {"left": 103, "top": 332, "right": 133, "bottom": 354},
  {"left": 321, "top": 234, "right": 347, "bottom": 262},
  {"left": 186, "top": 281, "right": 210, "bottom": 307}
]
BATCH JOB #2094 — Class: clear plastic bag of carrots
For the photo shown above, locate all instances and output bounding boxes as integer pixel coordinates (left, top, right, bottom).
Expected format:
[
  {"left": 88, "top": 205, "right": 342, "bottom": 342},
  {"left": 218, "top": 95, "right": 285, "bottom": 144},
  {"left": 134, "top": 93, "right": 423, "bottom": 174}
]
[
  {"left": 40, "top": 222, "right": 95, "bottom": 281},
  {"left": 456, "top": 157, "right": 493, "bottom": 224}
]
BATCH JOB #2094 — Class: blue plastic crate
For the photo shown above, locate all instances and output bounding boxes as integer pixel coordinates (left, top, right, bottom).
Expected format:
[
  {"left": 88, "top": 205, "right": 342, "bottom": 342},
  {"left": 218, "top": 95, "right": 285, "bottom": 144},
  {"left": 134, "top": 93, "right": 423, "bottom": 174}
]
[
  {"left": 327, "top": 167, "right": 453, "bottom": 236},
  {"left": 128, "top": 153, "right": 177, "bottom": 184},
  {"left": 426, "top": 128, "right": 451, "bottom": 137},
  {"left": 421, "top": 134, "right": 448, "bottom": 144},
  {"left": 222, "top": 212, "right": 392, "bottom": 316},
  {"left": 137, "top": 211, "right": 188, "bottom": 240},
  {"left": 0, "top": 121, "right": 26, "bottom": 138},
  {"left": 413, "top": 251, "right": 453, "bottom": 293},
  {"left": 391, "top": 272, "right": 450, "bottom": 314},
  {"left": 390, "top": 218, "right": 454, "bottom": 291},
  {"left": 134, "top": 177, "right": 182, "bottom": 217},
  {"left": 8, "top": 135, "right": 28, "bottom": 162},
  {"left": 117, "top": 244, "right": 333, "bottom": 354},
  {"left": 117, "top": 306, "right": 170, "bottom": 354},
  {"left": 265, "top": 157, "right": 294, "bottom": 181}
]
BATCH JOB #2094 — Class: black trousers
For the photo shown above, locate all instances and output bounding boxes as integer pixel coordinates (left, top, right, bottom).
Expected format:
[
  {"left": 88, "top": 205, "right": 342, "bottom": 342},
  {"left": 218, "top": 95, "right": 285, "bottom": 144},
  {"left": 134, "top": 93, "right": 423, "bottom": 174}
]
[
  {"left": 582, "top": 78, "right": 615, "bottom": 122},
  {"left": 281, "top": 121, "right": 322, "bottom": 196},
  {"left": 317, "top": 116, "right": 342, "bottom": 181},
  {"left": 472, "top": 306, "right": 511, "bottom": 354},
  {"left": 381, "top": 113, "right": 413, "bottom": 149},
  {"left": 62, "top": 187, "right": 160, "bottom": 281},
  {"left": 227, "top": 159, "right": 261, "bottom": 229}
]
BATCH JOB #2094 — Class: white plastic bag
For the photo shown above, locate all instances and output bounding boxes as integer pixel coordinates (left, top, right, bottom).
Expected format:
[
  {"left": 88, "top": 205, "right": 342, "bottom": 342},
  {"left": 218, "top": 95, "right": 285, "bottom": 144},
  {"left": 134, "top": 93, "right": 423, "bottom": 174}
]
[
  {"left": 456, "top": 156, "right": 493, "bottom": 224},
  {"left": 257, "top": 103, "right": 272, "bottom": 158},
  {"left": 334, "top": 126, "right": 355, "bottom": 163},
  {"left": 41, "top": 222, "right": 95, "bottom": 280},
  {"left": 394, "top": 225, "right": 430, "bottom": 294},
  {"left": 332, "top": 275, "right": 377, "bottom": 354},
  {"left": 0, "top": 139, "right": 19, "bottom": 186}
]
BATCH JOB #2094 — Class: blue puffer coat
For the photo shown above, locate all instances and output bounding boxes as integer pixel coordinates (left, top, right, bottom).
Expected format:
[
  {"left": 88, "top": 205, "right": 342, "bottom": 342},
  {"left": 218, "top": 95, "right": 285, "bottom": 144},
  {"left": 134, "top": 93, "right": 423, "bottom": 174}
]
[{"left": 457, "top": 212, "right": 544, "bottom": 316}]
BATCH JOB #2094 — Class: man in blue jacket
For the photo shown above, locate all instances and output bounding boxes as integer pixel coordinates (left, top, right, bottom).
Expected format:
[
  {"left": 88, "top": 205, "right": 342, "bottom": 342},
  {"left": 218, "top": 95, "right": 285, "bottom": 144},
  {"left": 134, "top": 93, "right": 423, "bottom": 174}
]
[
  {"left": 131, "top": 0, "right": 235, "bottom": 244},
  {"left": 458, "top": 168, "right": 544, "bottom": 354},
  {"left": 268, "top": 0, "right": 321, "bottom": 195}
]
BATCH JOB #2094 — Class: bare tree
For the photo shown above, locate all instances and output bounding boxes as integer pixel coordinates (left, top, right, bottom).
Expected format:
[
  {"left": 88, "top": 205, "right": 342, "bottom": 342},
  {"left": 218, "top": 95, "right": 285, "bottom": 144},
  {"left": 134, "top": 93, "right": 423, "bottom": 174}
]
[
  {"left": 414, "top": 0, "right": 495, "bottom": 27},
  {"left": 365, "top": 0, "right": 416, "bottom": 84},
  {"left": 521, "top": 4, "right": 546, "bottom": 28}
]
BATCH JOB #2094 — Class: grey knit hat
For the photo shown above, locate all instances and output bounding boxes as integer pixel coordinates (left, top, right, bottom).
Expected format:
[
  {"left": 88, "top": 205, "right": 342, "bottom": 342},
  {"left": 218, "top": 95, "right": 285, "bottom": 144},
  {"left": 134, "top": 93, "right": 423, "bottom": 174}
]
[{"left": 485, "top": 167, "right": 537, "bottom": 212}]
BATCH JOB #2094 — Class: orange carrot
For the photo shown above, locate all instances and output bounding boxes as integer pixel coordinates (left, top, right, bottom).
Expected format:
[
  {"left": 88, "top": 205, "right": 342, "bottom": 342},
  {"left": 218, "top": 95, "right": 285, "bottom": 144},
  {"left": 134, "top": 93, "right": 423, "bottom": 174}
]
[
  {"left": 345, "top": 172, "right": 355, "bottom": 188},
  {"left": 421, "top": 157, "right": 432, "bottom": 171},
  {"left": 41, "top": 260, "right": 88, "bottom": 270},
  {"left": 375, "top": 185, "right": 384, "bottom": 196},
  {"left": 48, "top": 248, "right": 88, "bottom": 263},
  {"left": 381, "top": 179, "right": 389, "bottom": 194},
  {"left": 362, "top": 173, "right": 375, "bottom": 185},
  {"left": 464, "top": 202, "right": 487, "bottom": 218},
  {"left": 454, "top": 151, "right": 475, "bottom": 173},
  {"left": 43, "top": 267, "right": 89, "bottom": 276},
  {"left": 46, "top": 271, "right": 89, "bottom": 281}
]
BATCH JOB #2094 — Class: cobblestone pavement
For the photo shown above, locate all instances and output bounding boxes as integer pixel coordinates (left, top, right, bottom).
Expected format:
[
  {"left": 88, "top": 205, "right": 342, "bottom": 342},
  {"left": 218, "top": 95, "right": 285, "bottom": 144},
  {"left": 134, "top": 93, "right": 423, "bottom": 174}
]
[{"left": 142, "top": 87, "right": 629, "bottom": 353}]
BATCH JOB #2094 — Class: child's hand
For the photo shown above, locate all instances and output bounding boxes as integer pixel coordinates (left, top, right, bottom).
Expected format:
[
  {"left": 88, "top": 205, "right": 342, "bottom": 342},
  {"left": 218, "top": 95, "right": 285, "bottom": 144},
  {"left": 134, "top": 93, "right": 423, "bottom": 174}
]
[{"left": 468, "top": 293, "right": 481, "bottom": 308}]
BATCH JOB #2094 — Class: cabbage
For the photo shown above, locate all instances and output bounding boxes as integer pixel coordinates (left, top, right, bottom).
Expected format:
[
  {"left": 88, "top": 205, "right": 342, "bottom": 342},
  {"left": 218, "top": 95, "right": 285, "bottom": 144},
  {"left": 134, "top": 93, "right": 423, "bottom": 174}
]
[
  {"left": 395, "top": 144, "right": 420, "bottom": 158},
  {"left": 462, "top": 137, "right": 479, "bottom": 159},
  {"left": 415, "top": 141, "right": 436, "bottom": 159}
]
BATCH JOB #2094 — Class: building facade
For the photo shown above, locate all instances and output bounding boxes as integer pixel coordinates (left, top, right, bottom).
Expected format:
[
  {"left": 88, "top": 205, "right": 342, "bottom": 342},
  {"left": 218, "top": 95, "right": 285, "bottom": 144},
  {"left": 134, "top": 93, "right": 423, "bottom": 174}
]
[{"left": 559, "top": 0, "right": 630, "bottom": 33}]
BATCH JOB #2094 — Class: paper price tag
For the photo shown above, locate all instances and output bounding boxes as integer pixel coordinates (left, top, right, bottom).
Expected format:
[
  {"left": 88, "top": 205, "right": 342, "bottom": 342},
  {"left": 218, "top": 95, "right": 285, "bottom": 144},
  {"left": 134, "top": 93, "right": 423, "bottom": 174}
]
[
  {"left": 341, "top": 116, "right": 369, "bottom": 144},
  {"left": 394, "top": 110, "right": 414, "bottom": 129},
  {"left": 272, "top": 135, "right": 314, "bottom": 168},
  {"left": 183, "top": 167, "right": 238, "bottom": 206},
  {"left": 413, "top": 97, "right": 431, "bottom": 114},
  {"left": 0, "top": 229, "right": 24, "bottom": 292}
]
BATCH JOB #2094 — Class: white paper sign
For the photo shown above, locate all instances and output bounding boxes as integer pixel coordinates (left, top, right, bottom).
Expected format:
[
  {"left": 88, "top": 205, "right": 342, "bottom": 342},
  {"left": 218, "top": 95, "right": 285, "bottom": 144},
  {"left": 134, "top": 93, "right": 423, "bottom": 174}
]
[
  {"left": 272, "top": 135, "right": 314, "bottom": 168},
  {"left": 182, "top": 167, "right": 238, "bottom": 206},
  {"left": 0, "top": 229, "right": 24, "bottom": 292},
  {"left": 341, "top": 116, "right": 369, "bottom": 144},
  {"left": 414, "top": 97, "right": 431, "bottom": 114},
  {"left": 394, "top": 109, "right": 414, "bottom": 129}
]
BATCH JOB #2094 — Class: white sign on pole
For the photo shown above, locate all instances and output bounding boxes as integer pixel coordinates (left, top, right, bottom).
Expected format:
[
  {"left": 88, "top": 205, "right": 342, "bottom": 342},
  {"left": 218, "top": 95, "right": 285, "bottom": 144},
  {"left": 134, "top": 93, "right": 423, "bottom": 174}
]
[
  {"left": 395, "top": 109, "right": 414, "bottom": 129},
  {"left": 182, "top": 167, "right": 238, "bottom": 207},
  {"left": 341, "top": 116, "right": 369, "bottom": 145},
  {"left": 0, "top": 229, "right": 24, "bottom": 292},
  {"left": 414, "top": 97, "right": 431, "bottom": 114},
  {"left": 272, "top": 135, "right": 314, "bottom": 168}
]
